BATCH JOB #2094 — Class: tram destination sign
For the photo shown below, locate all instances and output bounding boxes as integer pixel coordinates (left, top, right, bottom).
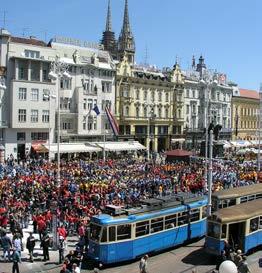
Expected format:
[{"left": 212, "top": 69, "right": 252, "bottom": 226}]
[{"left": 53, "top": 36, "right": 104, "bottom": 50}]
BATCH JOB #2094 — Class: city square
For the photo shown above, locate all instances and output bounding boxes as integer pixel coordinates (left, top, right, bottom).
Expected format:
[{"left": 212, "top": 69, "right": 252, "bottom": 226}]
[{"left": 0, "top": 0, "right": 262, "bottom": 273}]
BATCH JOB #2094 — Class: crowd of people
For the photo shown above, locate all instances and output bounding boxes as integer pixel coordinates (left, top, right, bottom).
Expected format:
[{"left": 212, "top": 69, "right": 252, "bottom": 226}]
[{"left": 0, "top": 155, "right": 260, "bottom": 272}]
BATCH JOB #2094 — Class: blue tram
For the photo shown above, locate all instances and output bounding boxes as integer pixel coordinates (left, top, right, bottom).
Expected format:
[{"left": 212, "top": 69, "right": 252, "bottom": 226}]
[
  {"left": 206, "top": 199, "right": 262, "bottom": 256},
  {"left": 211, "top": 183, "right": 262, "bottom": 212},
  {"left": 87, "top": 195, "right": 207, "bottom": 264}
]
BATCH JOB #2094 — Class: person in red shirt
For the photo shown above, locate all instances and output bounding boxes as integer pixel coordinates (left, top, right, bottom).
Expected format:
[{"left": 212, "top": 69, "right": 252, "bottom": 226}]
[
  {"left": 37, "top": 218, "right": 46, "bottom": 240},
  {"left": 58, "top": 224, "right": 67, "bottom": 240}
]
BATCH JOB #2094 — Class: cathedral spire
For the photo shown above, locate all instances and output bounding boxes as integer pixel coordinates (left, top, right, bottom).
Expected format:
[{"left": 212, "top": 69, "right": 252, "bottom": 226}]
[
  {"left": 118, "top": 0, "right": 135, "bottom": 63},
  {"left": 101, "top": 0, "right": 117, "bottom": 59},
  {"left": 105, "top": 0, "right": 112, "bottom": 32}
]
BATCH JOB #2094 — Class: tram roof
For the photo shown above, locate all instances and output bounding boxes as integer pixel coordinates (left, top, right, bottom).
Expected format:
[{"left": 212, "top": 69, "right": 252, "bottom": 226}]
[
  {"left": 209, "top": 199, "right": 262, "bottom": 223},
  {"left": 212, "top": 183, "right": 262, "bottom": 200}
]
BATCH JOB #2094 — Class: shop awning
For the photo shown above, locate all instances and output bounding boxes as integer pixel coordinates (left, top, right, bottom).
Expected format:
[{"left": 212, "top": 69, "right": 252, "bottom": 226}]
[
  {"left": 171, "top": 138, "right": 185, "bottom": 143},
  {"left": 31, "top": 143, "right": 49, "bottom": 153},
  {"left": 230, "top": 140, "right": 252, "bottom": 147},
  {"left": 94, "top": 141, "right": 146, "bottom": 151},
  {"left": 43, "top": 143, "right": 101, "bottom": 154}
]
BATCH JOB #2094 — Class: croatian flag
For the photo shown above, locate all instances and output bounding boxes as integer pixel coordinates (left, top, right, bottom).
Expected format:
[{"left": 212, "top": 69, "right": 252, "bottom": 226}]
[
  {"left": 92, "top": 105, "right": 100, "bottom": 116},
  {"left": 105, "top": 106, "right": 119, "bottom": 136}
]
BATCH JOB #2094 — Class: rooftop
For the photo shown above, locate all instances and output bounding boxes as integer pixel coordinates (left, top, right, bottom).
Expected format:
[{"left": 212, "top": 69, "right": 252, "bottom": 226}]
[
  {"left": 10, "top": 36, "right": 47, "bottom": 47},
  {"left": 239, "top": 88, "right": 259, "bottom": 99}
]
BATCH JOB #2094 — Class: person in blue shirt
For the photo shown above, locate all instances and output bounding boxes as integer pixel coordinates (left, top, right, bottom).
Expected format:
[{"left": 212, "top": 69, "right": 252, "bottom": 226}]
[{"left": 12, "top": 247, "right": 21, "bottom": 273}]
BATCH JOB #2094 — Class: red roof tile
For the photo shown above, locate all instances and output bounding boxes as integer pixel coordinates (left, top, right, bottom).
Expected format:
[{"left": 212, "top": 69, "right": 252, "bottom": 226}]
[
  {"left": 10, "top": 36, "right": 47, "bottom": 47},
  {"left": 239, "top": 88, "right": 259, "bottom": 99}
]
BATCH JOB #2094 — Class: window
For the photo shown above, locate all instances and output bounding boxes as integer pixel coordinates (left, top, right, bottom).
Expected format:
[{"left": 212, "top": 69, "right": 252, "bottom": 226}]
[
  {"left": 136, "top": 221, "right": 149, "bottom": 237},
  {"left": 186, "top": 89, "right": 189, "bottom": 98},
  {"left": 30, "top": 61, "right": 40, "bottom": 81},
  {"left": 31, "top": 109, "right": 38, "bottom": 122},
  {"left": 165, "top": 214, "right": 177, "bottom": 229},
  {"left": 18, "top": 60, "right": 28, "bottom": 80},
  {"left": 83, "top": 121, "right": 86, "bottom": 130},
  {"left": 60, "top": 78, "right": 72, "bottom": 89},
  {"left": 178, "top": 211, "right": 188, "bottom": 226},
  {"left": 125, "top": 106, "right": 129, "bottom": 116},
  {"left": 192, "top": 90, "right": 195, "bottom": 98},
  {"left": 165, "top": 108, "right": 169, "bottom": 118},
  {"left": 101, "top": 227, "right": 107, "bottom": 243},
  {"left": 151, "top": 90, "right": 155, "bottom": 102},
  {"left": 122, "top": 87, "right": 129, "bottom": 97},
  {"left": 102, "top": 81, "right": 112, "bottom": 93},
  {"left": 158, "top": 107, "right": 162, "bottom": 118},
  {"left": 144, "top": 90, "right": 147, "bottom": 101},
  {"left": 43, "top": 89, "right": 50, "bottom": 101},
  {"left": 165, "top": 92, "right": 169, "bottom": 102},
  {"left": 136, "top": 89, "right": 140, "bottom": 100},
  {"left": 186, "top": 105, "right": 189, "bottom": 114},
  {"left": 18, "top": 88, "right": 27, "bottom": 100},
  {"left": 83, "top": 80, "right": 90, "bottom": 91},
  {"left": 42, "top": 110, "right": 49, "bottom": 123},
  {"left": 83, "top": 99, "right": 87, "bottom": 110},
  {"left": 249, "top": 217, "right": 259, "bottom": 233},
  {"left": 31, "top": 132, "right": 48, "bottom": 140},
  {"left": 221, "top": 224, "right": 227, "bottom": 239},
  {"left": 151, "top": 217, "right": 163, "bottom": 233},
  {"left": 24, "top": 50, "right": 40, "bottom": 59},
  {"left": 18, "top": 109, "right": 26, "bottom": 122},
  {"left": 217, "top": 92, "right": 220, "bottom": 101},
  {"left": 42, "top": 63, "right": 49, "bottom": 82},
  {"left": 178, "top": 109, "right": 181, "bottom": 119},
  {"left": 207, "top": 222, "right": 220, "bottom": 239},
  {"left": 158, "top": 91, "right": 162, "bottom": 102},
  {"left": 190, "top": 209, "right": 200, "bottom": 222},
  {"left": 90, "top": 224, "right": 101, "bottom": 242},
  {"left": 62, "top": 122, "right": 72, "bottom": 130},
  {"left": 136, "top": 106, "right": 140, "bottom": 118},
  {"left": 260, "top": 216, "right": 262, "bottom": 229},
  {"left": 117, "top": 224, "right": 131, "bottom": 241},
  {"left": 87, "top": 99, "right": 93, "bottom": 111},
  {"left": 31, "top": 89, "right": 39, "bottom": 101},
  {"left": 17, "top": 132, "right": 25, "bottom": 141},
  {"left": 144, "top": 107, "right": 147, "bottom": 117},
  {"left": 109, "top": 226, "right": 116, "bottom": 242}
]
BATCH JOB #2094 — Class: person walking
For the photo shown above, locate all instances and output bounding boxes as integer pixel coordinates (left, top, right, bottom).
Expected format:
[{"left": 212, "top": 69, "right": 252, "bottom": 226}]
[
  {"left": 139, "top": 254, "right": 149, "bottom": 273},
  {"left": 0, "top": 231, "right": 12, "bottom": 262},
  {"left": 41, "top": 232, "right": 50, "bottom": 261},
  {"left": 26, "top": 232, "right": 36, "bottom": 262},
  {"left": 58, "top": 236, "right": 66, "bottom": 264},
  {"left": 238, "top": 256, "right": 251, "bottom": 273},
  {"left": 12, "top": 247, "right": 21, "bottom": 273}
]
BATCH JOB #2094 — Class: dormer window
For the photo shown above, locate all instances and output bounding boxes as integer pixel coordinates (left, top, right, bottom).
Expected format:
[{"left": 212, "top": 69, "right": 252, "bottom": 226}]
[{"left": 24, "top": 50, "right": 40, "bottom": 59}]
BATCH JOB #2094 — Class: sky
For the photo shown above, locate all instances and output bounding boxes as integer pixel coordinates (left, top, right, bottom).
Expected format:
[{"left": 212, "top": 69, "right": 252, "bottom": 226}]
[{"left": 1, "top": 0, "right": 262, "bottom": 90}]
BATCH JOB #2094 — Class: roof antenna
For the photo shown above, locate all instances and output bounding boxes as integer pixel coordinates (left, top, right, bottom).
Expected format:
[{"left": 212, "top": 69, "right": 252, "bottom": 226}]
[{"left": 144, "top": 44, "right": 149, "bottom": 66}]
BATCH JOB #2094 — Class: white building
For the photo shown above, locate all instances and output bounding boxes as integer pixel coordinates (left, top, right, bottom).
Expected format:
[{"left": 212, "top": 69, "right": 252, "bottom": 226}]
[{"left": 0, "top": 29, "right": 116, "bottom": 160}]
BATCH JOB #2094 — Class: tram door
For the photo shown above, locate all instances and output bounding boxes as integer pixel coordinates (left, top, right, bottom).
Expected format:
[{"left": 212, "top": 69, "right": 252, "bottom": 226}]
[{"left": 228, "top": 222, "right": 245, "bottom": 251}]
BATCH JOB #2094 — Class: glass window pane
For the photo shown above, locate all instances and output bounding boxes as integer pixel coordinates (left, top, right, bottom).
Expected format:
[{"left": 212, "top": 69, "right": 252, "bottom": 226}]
[
  {"left": 136, "top": 221, "right": 149, "bottom": 237},
  {"left": 165, "top": 214, "right": 176, "bottom": 229},
  {"left": 109, "top": 226, "right": 116, "bottom": 242},
  {"left": 117, "top": 224, "right": 131, "bottom": 241},
  {"left": 250, "top": 217, "right": 259, "bottom": 233},
  {"left": 150, "top": 217, "right": 163, "bottom": 233},
  {"left": 101, "top": 227, "right": 107, "bottom": 243}
]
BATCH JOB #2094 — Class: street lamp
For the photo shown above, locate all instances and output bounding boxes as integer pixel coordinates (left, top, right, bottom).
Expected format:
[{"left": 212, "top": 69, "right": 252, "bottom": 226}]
[
  {"left": 48, "top": 56, "right": 71, "bottom": 185},
  {"left": 43, "top": 92, "right": 56, "bottom": 162},
  {"left": 200, "top": 73, "right": 217, "bottom": 216}
]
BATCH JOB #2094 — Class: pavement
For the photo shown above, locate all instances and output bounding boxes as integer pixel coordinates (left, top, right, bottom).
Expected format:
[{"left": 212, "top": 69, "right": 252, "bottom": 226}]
[{"left": 0, "top": 223, "right": 79, "bottom": 273}]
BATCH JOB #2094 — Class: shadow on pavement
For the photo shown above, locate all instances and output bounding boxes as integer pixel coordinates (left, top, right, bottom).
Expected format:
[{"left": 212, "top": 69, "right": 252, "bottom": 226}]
[{"left": 182, "top": 248, "right": 216, "bottom": 266}]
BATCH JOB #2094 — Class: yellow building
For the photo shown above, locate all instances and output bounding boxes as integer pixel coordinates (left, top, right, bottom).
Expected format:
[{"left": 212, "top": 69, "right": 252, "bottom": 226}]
[
  {"left": 116, "top": 55, "right": 184, "bottom": 152},
  {"left": 232, "top": 88, "right": 259, "bottom": 141}
]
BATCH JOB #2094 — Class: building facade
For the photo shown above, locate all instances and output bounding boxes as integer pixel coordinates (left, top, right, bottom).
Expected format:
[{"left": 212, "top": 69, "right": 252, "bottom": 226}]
[
  {"left": 0, "top": 29, "right": 116, "bottom": 160},
  {"left": 232, "top": 88, "right": 259, "bottom": 141}
]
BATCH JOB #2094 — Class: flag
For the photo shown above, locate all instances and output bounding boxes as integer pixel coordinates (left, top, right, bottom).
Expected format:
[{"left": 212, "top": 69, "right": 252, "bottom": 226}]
[
  {"left": 92, "top": 105, "right": 100, "bottom": 116},
  {"left": 105, "top": 106, "right": 119, "bottom": 136}
]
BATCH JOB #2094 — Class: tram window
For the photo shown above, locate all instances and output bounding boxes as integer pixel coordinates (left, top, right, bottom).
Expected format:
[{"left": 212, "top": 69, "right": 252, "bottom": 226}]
[
  {"left": 165, "top": 214, "right": 177, "bottom": 229},
  {"left": 259, "top": 216, "right": 262, "bottom": 229},
  {"left": 202, "top": 206, "right": 207, "bottom": 218},
  {"left": 151, "top": 217, "right": 164, "bottom": 233},
  {"left": 248, "top": 195, "right": 255, "bottom": 201},
  {"left": 136, "top": 221, "right": 149, "bottom": 237},
  {"left": 190, "top": 209, "right": 200, "bottom": 222},
  {"left": 90, "top": 224, "right": 102, "bottom": 242},
  {"left": 249, "top": 217, "right": 259, "bottom": 233},
  {"left": 256, "top": 194, "right": 262, "bottom": 199},
  {"left": 117, "top": 224, "right": 131, "bottom": 241},
  {"left": 101, "top": 227, "right": 107, "bottom": 242},
  {"left": 109, "top": 226, "right": 116, "bottom": 242},
  {"left": 178, "top": 212, "right": 188, "bottom": 226},
  {"left": 228, "top": 199, "right": 236, "bottom": 207},
  {"left": 240, "top": 197, "right": 248, "bottom": 203},
  {"left": 221, "top": 224, "right": 227, "bottom": 239},
  {"left": 207, "top": 222, "right": 220, "bottom": 239}
]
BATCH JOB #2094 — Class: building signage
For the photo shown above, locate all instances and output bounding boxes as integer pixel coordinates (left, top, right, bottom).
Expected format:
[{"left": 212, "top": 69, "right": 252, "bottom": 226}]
[{"left": 53, "top": 36, "right": 104, "bottom": 50}]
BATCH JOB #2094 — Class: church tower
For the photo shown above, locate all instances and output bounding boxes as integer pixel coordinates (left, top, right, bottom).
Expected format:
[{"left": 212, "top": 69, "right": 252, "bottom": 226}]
[
  {"left": 101, "top": 0, "right": 117, "bottom": 59},
  {"left": 118, "top": 0, "right": 135, "bottom": 63}
]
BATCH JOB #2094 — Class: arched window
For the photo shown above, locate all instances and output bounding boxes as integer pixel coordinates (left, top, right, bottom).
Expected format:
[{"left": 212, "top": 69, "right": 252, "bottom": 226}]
[
  {"left": 125, "top": 106, "right": 129, "bottom": 116},
  {"left": 165, "top": 92, "right": 169, "bottom": 102},
  {"left": 144, "top": 107, "right": 147, "bottom": 117},
  {"left": 165, "top": 108, "right": 169, "bottom": 118},
  {"left": 158, "top": 107, "right": 162, "bottom": 118},
  {"left": 136, "top": 106, "right": 140, "bottom": 117},
  {"left": 136, "top": 89, "right": 139, "bottom": 100},
  {"left": 178, "top": 109, "right": 181, "bottom": 118}
]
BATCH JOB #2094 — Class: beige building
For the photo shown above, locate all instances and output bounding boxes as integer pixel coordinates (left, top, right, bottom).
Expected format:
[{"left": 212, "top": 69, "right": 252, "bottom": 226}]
[
  {"left": 116, "top": 56, "right": 184, "bottom": 153},
  {"left": 232, "top": 88, "right": 259, "bottom": 141}
]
